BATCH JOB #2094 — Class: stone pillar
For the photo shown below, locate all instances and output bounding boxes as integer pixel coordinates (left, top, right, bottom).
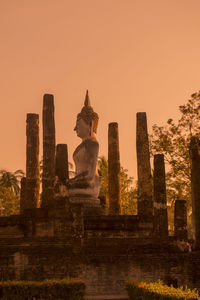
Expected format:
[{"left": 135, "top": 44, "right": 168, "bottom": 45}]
[
  {"left": 26, "top": 113, "right": 40, "bottom": 208},
  {"left": 190, "top": 136, "right": 200, "bottom": 247},
  {"left": 153, "top": 154, "right": 168, "bottom": 237},
  {"left": 136, "top": 112, "right": 153, "bottom": 216},
  {"left": 174, "top": 200, "right": 187, "bottom": 241},
  {"left": 56, "top": 144, "right": 69, "bottom": 184},
  {"left": 42, "top": 94, "right": 56, "bottom": 207},
  {"left": 20, "top": 177, "right": 26, "bottom": 214},
  {"left": 108, "top": 122, "right": 121, "bottom": 215}
]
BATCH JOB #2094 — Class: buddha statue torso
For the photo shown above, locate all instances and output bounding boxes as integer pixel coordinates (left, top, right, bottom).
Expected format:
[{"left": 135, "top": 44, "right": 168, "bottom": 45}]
[{"left": 68, "top": 137, "right": 100, "bottom": 197}]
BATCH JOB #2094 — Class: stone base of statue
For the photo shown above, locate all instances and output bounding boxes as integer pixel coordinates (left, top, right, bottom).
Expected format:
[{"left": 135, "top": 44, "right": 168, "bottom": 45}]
[
  {"left": 69, "top": 196, "right": 105, "bottom": 216},
  {"left": 54, "top": 183, "right": 104, "bottom": 215}
]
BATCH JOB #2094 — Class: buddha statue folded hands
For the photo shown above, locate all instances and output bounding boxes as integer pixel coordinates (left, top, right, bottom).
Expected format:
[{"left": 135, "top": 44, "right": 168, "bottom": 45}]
[{"left": 67, "top": 90, "right": 100, "bottom": 198}]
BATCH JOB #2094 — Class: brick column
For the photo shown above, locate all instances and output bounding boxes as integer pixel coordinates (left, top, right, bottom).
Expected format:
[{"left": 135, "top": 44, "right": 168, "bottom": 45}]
[
  {"left": 108, "top": 122, "right": 121, "bottom": 215},
  {"left": 174, "top": 200, "right": 187, "bottom": 241},
  {"left": 136, "top": 112, "right": 153, "bottom": 216},
  {"left": 56, "top": 144, "right": 69, "bottom": 184},
  {"left": 26, "top": 113, "right": 40, "bottom": 208},
  {"left": 41, "top": 94, "right": 56, "bottom": 207},
  {"left": 20, "top": 177, "right": 26, "bottom": 213},
  {"left": 190, "top": 136, "right": 200, "bottom": 247},
  {"left": 153, "top": 154, "right": 168, "bottom": 237}
]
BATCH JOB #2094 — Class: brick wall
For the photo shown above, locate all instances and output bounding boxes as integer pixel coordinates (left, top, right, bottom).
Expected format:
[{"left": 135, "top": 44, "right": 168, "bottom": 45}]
[{"left": 0, "top": 204, "right": 199, "bottom": 297}]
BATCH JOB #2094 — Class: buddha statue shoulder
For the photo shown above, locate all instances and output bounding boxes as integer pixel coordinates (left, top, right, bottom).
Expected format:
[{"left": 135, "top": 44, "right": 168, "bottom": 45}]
[{"left": 68, "top": 90, "right": 100, "bottom": 198}]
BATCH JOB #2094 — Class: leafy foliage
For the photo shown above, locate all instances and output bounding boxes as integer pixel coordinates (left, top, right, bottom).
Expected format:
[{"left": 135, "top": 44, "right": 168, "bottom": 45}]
[
  {"left": 126, "top": 280, "right": 199, "bottom": 300},
  {"left": 150, "top": 91, "right": 200, "bottom": 210},
  {"left": 98, "top": 156, "right": 137, "bottom": 214},
  {"left": 0, "top": 169, "right": 24, "bottom": 195},
  {"left": 0, "top": 169, "right": 24, "bottom": 216},
  {"left": 0, "top": 279, "right": 85, "bottom": 300},
  {"left": 0, "top": 187, "right": 20, "bottom": 216}
]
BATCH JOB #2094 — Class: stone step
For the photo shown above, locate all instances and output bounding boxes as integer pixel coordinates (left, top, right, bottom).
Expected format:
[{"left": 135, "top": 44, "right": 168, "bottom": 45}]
[{"left": 86, "top": 295, "right": 128, "bottom": 300}]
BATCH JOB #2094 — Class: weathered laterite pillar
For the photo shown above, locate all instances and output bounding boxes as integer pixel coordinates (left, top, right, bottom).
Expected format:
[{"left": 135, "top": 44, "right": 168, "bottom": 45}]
[
  {"left": 153, "top": 154, "right": 168, "bottom": 237},
  {"left": 42, "top": 94, "right": 56, "bottom": 207},
  {"left": 26, "top": 113, "right": 40, "bottom": 208},
  {"left": 108, "top": 122, "right": 121, "bottom": 215},
  {"left": 190, "top": 136, "right": 200, "bottom": 247},
  {"left": 20, "top": 177, "right": 26, "bottom": 213},
  {"left": 174, "top": 200, "right": 187, "bottom": 241},
  {"left": 56, "top": 144, "right": 69, "bottom": 184},
  {"left": 136, "top": 112, "right": 153, "bottom": 216}
]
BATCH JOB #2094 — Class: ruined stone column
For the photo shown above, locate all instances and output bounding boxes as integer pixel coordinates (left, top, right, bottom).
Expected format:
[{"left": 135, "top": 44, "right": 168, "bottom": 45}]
[
  {"left": 56, "top": 144, "right": 69, "bottom": 184},
  {"left": 108, "top": 122, "right": 121, "bottom": 215},
  {"left": 20, "top": 177, "right": 26, "bottom": 214},
  {"left": 153, "top": 154, "right": 168, "bottom": 237},
  {"left": 136, "top": 112, "right": 153, "bottom": 216},
  {"left": 42, "top": 94, "right": 56, "bottom": 207},
  {"left": 26, "top": 113, "right": 40, "bottom": 208},
  {"left": 190, "top": 136, "right": 200, "bottom": 247},
  {"left": 174, "top": 200, "right": 187, "bottom": 241}
]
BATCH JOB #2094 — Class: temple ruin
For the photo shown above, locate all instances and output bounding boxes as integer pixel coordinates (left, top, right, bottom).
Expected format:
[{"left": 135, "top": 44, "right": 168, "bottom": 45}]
[{"left": 0, "top": 91, "right": 200, "bottom": 299}]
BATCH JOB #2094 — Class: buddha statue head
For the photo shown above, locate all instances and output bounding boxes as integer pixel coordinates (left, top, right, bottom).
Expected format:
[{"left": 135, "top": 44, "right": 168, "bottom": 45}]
[{"left": 74, "top": 90, "right": 99, "bottom": 140}]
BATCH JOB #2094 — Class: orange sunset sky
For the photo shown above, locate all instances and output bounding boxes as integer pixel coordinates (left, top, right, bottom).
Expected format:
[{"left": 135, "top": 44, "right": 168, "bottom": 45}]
[{"left": 1, "top": 0, "right": 200, "bottom": 179}]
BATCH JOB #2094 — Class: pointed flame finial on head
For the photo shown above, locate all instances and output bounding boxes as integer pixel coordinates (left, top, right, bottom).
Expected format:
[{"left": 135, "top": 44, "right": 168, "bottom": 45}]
[
  {"left": 76, "top": 89, "right": 99, "bottom": 133},
  {"left": 84, "top": 90, "right": 91, "bottom": 107}
]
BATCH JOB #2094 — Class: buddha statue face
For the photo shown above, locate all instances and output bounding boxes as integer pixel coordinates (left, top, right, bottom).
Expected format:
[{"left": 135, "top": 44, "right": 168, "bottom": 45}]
[{"left": 74, "top": 118, "right": 91, "bottom": 139}]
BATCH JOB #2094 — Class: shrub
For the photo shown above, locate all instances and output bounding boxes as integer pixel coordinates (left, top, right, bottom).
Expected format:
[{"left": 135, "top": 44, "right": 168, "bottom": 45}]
[
  {"left": 126, "top": 280, "right": 199, "bottom": 300},
  {"left": 0, "top": 279, "right": 85, "bottom": 300}
]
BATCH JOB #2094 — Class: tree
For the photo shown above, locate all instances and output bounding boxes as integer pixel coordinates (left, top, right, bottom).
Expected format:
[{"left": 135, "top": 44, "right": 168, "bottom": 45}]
[
  {"left": 149, "top": 91, "right": 200, "bottom": 233},
  {"left": 0, "top": 169, "right": 24, "bottom": 216},
  {"left": 0, "top": 169, "right": 24, "bottom": 195},
  {"left": 98, "top": 156, "right": 137, "bottom": 214},
  {"left": 0, "top": 187, "right": 20, "bottom": 216}
]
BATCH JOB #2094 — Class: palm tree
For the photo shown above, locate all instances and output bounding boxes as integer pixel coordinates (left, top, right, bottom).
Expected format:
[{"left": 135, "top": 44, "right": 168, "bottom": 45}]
[{"left": 0, "top": 169, "right": 25, "bottom": 195}]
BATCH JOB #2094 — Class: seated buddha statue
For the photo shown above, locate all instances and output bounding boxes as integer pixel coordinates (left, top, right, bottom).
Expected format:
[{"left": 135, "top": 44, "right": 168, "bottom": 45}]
[{"left": 67, "top": 90, "right": 100, "bottom": 198}]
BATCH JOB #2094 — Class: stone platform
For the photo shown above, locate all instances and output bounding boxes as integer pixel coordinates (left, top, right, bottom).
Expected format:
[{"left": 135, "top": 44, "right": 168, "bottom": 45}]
[
  {"left": 0, "top": 202, "right": 199, "bottom": 298},
  {"left": 69, "top": 196, "right": 105, "bottom": 216}
]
